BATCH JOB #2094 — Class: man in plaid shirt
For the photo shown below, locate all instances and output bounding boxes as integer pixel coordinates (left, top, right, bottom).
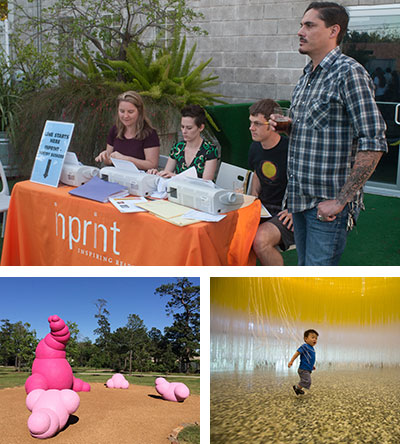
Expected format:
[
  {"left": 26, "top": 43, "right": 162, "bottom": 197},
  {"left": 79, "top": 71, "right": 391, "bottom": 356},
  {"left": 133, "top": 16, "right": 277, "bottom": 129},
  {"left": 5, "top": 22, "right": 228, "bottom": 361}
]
[{"left": 270, "top": 2, "right": 387, "bottom": 266}]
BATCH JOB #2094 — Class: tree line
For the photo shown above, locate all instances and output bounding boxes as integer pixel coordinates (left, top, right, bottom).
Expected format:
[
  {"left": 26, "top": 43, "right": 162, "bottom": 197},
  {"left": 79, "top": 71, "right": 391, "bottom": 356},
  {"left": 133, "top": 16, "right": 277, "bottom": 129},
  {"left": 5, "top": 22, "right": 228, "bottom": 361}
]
[{"left": 0, "top": 279, "right": 199, "bottom": 374}]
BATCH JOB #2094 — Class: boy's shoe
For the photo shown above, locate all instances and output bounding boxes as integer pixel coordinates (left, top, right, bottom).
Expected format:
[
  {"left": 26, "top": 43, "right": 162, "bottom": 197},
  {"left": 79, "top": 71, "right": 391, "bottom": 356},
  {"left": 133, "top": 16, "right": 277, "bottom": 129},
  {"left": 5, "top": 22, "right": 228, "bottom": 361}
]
[{"left": 292, "top": 385, "right": 305, "bottom": 395}]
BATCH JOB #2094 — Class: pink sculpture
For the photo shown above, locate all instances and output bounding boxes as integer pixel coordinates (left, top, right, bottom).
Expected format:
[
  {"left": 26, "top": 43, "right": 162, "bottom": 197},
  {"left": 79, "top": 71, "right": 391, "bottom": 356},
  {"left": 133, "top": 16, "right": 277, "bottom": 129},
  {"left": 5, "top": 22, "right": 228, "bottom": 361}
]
[
  {"left": 155, "top": 377, "right": 190, "bottom": 402},
  {"left": 26, "top": 389, "right": 80, "bottom": 439},
  {"left": 106, "top": 373, "right": 129, "bottom": 389},
  {"left": 25, "top": 315, "right": 90, "bottom": 394}
]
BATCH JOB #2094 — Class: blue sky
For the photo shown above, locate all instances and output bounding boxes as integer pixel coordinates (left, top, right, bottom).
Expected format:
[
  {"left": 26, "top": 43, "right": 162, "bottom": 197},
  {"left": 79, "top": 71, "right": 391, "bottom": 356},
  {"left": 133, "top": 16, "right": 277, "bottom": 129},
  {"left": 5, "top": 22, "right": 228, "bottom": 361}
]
[{"left": 0, "top": 277, "right": 200, "bottom": 341}]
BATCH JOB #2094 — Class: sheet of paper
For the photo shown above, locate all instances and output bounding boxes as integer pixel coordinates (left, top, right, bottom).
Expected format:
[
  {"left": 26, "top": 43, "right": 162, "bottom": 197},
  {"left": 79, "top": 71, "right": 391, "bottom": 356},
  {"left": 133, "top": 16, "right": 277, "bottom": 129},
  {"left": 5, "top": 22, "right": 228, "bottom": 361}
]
[
  {"left": 201, "top": 179, "right": 217, "bottom": 188},
  {"left": 151, "top": 167, "right": 202, "bottom": 198},
  {"left": 177, "top": 176, "right": 216, "bottom": 188},
  {"left": 64, "top": 151, "right": 80, "bottom": 165},
  {"left": 111, "top": 158, "right": 140, "bottom": 173},
  {"left": 236, "top": 194, "right": 256, "bottom": 209},
  {"left": 261, "top": 204, "right": 272, "bottom": 218},
  {"left": 157, "top": 215, "right": 201, "bottom": 227},
  {"left": 176, "top": 166, "right": 198, "bottom": 178},
  {"left": 150, "top": 191, "right": 168, "bottom": 199},
  {"left": 152, "top": 176, "right": 169, "bottom": 198},
  {"left": 109, "top": 196, "right": 147, "bottom": 213},
  {"left": 152, "top": 167, "right": 199, "bottom": 197},
  {"left": 136, "top": 199, "right": 193, "bottom": 219},
  {"left": 182, "top": 209, "right": 227, "bottom": 222}
]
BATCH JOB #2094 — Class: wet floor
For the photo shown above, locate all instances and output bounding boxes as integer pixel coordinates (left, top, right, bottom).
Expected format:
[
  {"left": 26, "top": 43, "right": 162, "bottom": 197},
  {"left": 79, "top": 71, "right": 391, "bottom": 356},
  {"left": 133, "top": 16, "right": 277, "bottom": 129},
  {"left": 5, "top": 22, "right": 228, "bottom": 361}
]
[{"left": 211, "top": 368, "right": 400, "bottom": 444}]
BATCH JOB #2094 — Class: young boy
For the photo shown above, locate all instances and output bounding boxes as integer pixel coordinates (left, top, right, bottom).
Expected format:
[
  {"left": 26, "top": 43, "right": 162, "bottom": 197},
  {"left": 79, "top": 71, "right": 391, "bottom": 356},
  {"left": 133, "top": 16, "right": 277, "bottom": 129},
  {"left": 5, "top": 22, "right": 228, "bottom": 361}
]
[{"left": 288, "top": 329, "right": 319, "bottom": 395}]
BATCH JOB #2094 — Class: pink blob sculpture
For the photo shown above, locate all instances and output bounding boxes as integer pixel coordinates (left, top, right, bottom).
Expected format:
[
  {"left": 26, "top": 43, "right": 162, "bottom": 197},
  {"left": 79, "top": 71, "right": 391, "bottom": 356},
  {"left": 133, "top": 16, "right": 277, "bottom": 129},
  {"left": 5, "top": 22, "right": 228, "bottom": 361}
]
[
  {"left": 25, "top": 315, "right": 90, "bottom": 394},
  {"left": 106, "top": 373, "right": 129, "bottom": 389},
  {"left": 155, "top": 377, "right": 190, "bottom": 402},
  {"left": 26, "top": 389, "right": 80, "bottom": 439}
]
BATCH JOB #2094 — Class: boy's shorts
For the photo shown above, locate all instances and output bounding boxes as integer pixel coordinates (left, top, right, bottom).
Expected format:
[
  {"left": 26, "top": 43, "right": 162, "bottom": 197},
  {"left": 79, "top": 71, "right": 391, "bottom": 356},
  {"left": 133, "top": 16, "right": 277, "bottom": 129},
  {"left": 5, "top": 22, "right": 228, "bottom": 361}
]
[
  {"left": 260, "top": 215, "right": 295, "bottom": 251},
  {"left": 298, "top": 368, "right": 312, "bottom": 389}
]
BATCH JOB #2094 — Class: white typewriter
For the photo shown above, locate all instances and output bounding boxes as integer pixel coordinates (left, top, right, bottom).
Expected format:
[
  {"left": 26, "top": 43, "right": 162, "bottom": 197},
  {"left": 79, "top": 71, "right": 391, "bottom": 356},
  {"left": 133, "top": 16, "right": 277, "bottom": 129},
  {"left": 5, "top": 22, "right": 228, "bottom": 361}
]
[
  {"left": 60, "top": 152, "right": 99, "bottom": 186},
  {"left": 100, "top": 158, "right": 158, "bottom": 197},
  {"left": 167, "top": 176, "right": 244, "bottom": 215}
]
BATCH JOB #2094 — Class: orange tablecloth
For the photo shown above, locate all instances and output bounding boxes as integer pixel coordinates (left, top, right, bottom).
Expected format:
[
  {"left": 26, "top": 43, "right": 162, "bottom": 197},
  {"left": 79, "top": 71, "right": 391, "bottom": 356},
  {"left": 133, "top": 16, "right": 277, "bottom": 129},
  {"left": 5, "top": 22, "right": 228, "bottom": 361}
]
[{"left": 1, "top": 181, "right": 260, "bottom": 266}]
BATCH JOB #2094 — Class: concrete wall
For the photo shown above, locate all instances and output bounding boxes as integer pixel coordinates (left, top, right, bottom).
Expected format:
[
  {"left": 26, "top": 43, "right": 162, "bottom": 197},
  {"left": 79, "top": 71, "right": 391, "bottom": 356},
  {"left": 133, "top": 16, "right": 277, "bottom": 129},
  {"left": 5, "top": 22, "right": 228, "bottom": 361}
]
[
  {"left": 3, "top": 0, "right": 400, "bottom": 104},
  {"left": 186, "top": 0, "right": 400, "bottom": 103}
]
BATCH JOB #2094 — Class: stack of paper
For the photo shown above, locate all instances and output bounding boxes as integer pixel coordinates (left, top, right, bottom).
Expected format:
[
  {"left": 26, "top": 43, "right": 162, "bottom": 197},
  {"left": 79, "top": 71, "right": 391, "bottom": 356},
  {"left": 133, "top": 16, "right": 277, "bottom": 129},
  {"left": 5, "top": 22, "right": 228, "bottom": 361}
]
[
  {"left": 69, "top": 176, "right": 129, "bottom": 203},
  {"left": 135, "top": 200, "right": 201, "bottom": 227}
]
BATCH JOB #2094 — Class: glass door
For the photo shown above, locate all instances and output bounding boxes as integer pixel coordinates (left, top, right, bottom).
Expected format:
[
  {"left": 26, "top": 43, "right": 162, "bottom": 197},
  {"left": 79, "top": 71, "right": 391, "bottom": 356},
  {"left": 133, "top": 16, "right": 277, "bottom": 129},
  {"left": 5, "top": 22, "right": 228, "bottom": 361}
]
[{"left": 343, "top": 4, "right": 400, "bottom": 197}]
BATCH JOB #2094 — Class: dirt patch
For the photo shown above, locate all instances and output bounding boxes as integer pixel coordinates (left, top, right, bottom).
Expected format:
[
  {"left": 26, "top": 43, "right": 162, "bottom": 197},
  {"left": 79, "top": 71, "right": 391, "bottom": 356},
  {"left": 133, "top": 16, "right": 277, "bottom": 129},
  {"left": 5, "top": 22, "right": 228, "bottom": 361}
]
[{"left": 0, "top": 383, "right": 200, "bottom": 444}]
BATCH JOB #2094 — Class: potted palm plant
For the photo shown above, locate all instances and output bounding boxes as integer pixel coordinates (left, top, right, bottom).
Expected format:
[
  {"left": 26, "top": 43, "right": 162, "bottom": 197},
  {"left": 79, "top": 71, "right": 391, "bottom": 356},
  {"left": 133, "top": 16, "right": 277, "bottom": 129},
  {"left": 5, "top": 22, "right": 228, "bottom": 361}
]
[{"left": 65, "top": 33, "right": 225, "bottom": 156}]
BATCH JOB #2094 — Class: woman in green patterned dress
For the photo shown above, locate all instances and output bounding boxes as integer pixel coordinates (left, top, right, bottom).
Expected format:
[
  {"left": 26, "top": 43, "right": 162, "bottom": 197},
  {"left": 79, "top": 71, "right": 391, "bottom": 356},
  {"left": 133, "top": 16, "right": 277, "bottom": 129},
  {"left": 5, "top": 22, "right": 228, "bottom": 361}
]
[{"left": 148, "top": 105, "right": 219, "bottom": 180}]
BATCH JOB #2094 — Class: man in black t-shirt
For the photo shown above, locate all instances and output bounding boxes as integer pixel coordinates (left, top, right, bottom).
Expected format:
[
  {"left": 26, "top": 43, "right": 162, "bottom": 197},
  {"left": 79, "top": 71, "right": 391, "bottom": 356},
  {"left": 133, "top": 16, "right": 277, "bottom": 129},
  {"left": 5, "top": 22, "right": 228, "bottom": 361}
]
[{"left": 248, "top": 99, "right": 294, "bottom": 265}]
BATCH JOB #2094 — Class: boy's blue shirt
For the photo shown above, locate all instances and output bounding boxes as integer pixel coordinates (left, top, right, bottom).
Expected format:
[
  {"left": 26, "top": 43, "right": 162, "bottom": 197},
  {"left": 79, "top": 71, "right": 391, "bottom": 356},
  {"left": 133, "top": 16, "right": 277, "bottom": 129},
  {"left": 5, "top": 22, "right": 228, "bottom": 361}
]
[{"left": 297, "top": 343, "right": 316, "bottom": 372}]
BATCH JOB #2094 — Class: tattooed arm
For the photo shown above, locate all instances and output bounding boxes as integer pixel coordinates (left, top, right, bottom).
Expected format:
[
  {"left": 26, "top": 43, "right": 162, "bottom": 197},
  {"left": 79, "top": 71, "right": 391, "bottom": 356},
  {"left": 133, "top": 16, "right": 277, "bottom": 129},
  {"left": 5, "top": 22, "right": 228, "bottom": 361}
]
[{"left": 317, "top": 151, "right": 383, "bottom": 221}]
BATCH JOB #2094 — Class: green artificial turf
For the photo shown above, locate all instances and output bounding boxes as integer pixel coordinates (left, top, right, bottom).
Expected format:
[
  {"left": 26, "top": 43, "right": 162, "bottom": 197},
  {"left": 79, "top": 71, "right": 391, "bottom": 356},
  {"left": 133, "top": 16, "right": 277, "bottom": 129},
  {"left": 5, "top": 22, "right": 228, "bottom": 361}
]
[
  {"left": 341, "top": 193, "right": 400, "bottom": 266},
  {"left": 282, "top": 193, "right": 400, "bottom": 266}
]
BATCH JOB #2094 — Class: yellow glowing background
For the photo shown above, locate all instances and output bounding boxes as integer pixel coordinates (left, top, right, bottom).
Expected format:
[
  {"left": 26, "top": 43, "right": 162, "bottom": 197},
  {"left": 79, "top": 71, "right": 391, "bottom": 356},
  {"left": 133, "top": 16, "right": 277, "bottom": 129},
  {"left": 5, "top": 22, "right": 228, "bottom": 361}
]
[
  {"left": 211, "top": 277, "right": 400, "bottom": 371},
  {"left": 211, "top": 277, "right": 400, "bottom": 326}
]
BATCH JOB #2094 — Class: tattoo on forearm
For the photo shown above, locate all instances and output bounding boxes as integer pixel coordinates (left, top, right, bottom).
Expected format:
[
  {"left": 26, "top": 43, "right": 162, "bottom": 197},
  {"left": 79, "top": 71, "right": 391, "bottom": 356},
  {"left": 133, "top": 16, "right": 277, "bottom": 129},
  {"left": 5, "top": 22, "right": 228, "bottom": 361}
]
[{"left": 337, "top": 151, "right": 383, "bottom": 205}]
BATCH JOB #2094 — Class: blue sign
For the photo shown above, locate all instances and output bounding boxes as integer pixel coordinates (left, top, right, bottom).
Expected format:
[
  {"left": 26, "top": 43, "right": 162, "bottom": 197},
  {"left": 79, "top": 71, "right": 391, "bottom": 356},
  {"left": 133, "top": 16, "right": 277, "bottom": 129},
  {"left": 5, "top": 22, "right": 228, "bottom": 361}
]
[{"left": 30, "top": 121, "right": 75, "bottom": 187}]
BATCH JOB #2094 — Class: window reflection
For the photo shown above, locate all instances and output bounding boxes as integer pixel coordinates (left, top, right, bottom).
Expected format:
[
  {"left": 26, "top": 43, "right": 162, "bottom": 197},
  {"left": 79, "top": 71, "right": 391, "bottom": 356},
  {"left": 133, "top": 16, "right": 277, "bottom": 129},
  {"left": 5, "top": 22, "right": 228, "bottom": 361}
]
[{"left": 343, "top": 5, "right": 400, "bottom": 192}]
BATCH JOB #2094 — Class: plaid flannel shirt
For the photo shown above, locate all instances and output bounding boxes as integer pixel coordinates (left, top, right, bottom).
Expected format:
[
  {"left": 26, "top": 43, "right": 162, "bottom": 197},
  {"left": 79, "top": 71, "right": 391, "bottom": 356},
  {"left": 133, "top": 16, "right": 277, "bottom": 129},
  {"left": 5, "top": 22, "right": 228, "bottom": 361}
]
[{"left": 286, "top": 47, "right": 388, "bottom": 215}]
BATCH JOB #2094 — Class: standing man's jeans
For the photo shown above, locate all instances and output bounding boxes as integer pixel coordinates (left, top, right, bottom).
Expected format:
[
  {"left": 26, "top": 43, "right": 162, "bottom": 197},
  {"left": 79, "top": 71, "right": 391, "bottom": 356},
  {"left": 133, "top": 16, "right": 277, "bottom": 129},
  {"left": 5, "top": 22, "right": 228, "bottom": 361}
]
[{"left": 292, "top": 205, "right": 350, "bottom": 266}]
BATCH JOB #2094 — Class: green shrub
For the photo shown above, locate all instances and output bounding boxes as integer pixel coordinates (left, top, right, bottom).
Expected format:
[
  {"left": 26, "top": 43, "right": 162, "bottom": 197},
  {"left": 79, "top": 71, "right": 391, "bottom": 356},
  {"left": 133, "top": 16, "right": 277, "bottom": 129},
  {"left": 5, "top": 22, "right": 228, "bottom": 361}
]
[
  {"left": 14, "top": 81, "right": 182, "bottom": 175},
  {"left": 66, "top": 33, "right": 225, "bottom": 110},
  {"left": 0, "top": 55, "right": 21, "bottom": 139},
  {"left": 105, "top": 38, "right": 224, "bottom": 108}
]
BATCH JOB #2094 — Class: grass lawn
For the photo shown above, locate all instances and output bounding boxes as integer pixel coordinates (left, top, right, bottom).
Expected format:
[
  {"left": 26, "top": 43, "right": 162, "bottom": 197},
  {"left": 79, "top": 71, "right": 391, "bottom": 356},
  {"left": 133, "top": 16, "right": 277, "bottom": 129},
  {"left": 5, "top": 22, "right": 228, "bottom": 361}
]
[
  {"left": 0, "top": 370, "right": 29, "bottom": 389},
  {"left": 0, "top": 367, "right": 200, "bottom": 394},
  {"left": 178, "top": 424, "right": 200, "bottom": 444}
]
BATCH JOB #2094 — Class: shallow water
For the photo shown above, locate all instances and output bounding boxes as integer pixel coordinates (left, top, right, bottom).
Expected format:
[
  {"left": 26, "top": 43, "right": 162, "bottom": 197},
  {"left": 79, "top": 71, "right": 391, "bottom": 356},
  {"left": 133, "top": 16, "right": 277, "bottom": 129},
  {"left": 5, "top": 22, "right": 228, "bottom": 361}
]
[{"left": 211, "top": 368, "right": 400, "bottom": 444}]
